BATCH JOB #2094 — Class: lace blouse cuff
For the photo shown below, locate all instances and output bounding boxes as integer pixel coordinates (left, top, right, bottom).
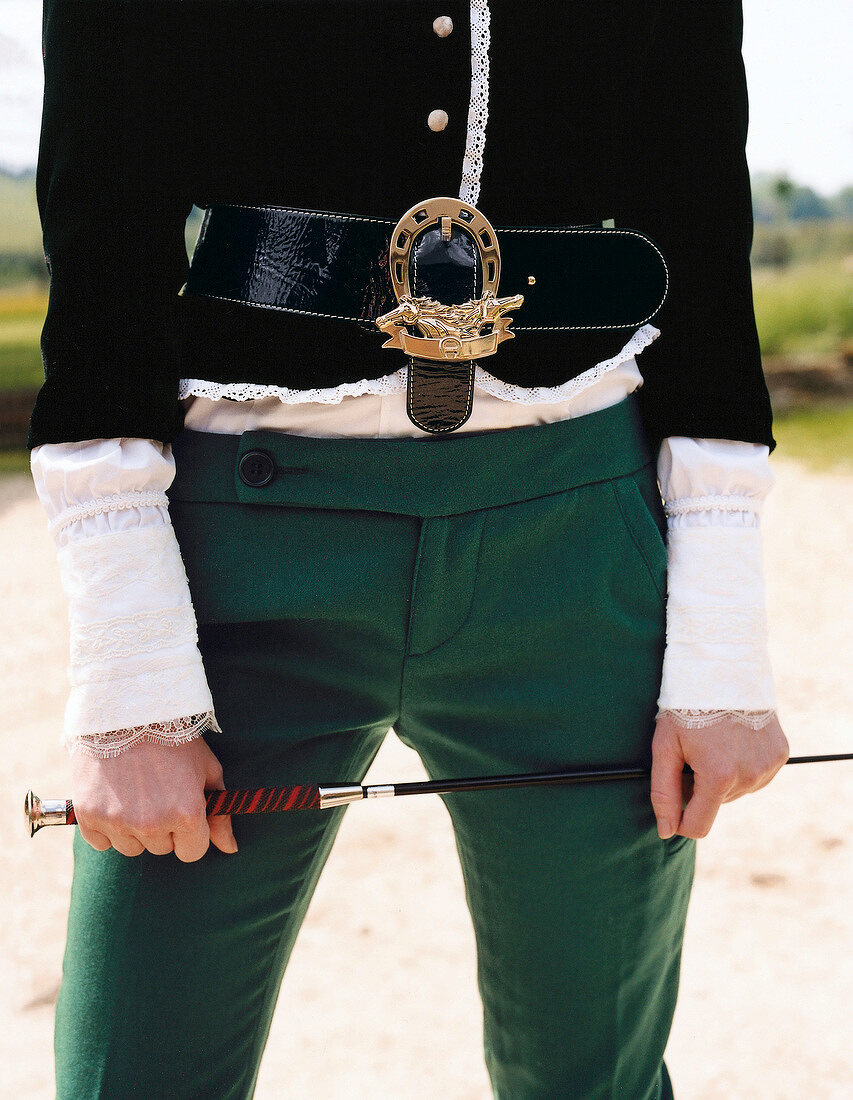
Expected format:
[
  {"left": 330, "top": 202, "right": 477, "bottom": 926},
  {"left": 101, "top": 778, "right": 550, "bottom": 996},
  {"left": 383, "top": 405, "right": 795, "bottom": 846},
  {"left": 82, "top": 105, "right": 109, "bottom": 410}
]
[
  {"left": 654, "top": 438, "right": 778, "bottom": 727},
  {"left": 656, "top": 524, "right": 777, "bottom": 716},
  {"left": 56, "top": 524, "right": 221, "bottom": 754},
  {"left": 30, "top": 439, "right": 221, "bottom": 755},
  {"left": 657, "top": 436, "right": 775, "bottom": 531},
  {"left": 30, "top": 437, "right": 176, "bottom": 546}
]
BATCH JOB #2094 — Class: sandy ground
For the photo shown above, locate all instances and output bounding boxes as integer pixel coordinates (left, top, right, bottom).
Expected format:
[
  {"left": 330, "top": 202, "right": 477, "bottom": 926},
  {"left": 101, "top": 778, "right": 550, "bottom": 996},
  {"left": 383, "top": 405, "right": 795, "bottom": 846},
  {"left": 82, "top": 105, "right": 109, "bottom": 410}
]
[{"left": 1, "top": 456, "right": 851, "bottom": 1100}]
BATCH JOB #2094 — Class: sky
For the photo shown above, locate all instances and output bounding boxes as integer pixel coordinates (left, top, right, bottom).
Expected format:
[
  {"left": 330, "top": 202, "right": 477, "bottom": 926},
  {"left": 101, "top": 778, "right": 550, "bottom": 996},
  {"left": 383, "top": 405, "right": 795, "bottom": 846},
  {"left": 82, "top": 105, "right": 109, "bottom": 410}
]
[{"left": 0, "top": 0, "right": 850, "bottom": 196}]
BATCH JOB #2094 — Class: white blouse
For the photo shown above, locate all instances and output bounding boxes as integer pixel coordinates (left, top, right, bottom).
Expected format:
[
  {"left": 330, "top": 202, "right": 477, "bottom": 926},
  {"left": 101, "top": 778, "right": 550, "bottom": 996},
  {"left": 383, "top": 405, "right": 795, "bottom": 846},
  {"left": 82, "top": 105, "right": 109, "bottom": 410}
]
[{"left": 30, "top": 335, "right": 777, "bottom": 759}]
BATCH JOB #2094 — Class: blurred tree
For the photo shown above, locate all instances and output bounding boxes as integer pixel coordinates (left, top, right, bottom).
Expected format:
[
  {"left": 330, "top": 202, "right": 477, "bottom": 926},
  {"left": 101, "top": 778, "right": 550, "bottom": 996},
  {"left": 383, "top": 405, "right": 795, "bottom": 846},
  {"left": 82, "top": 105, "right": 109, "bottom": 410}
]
[
  {"left": 789, "top": 187, "right": 831, "bottom": 220},
  {"left": 828, "top": 186, "right": 853, "bottom": 220},
  {"left": 751, "top": 231, "right": 793, "bottom": 269},
  {"left": 773, "top": 173, "right": 795, "bottom": 215}
]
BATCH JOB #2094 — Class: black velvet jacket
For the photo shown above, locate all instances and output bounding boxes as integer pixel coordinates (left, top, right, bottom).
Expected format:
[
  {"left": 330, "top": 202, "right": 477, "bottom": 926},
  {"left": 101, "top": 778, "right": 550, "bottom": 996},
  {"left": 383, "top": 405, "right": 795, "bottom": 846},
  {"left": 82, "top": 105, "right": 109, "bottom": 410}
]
[{"left": 28, "top": 0, "right": 774, "bottom": 453}]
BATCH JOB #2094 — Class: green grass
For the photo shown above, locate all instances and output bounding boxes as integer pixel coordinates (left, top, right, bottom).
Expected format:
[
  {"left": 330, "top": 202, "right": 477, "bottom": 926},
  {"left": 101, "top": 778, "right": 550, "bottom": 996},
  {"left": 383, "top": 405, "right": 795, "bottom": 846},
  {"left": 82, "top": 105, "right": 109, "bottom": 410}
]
[
  {"left": 752, "top": 258, "right": 853, "bottom": 356},
  {"left": 0, "top": 291, "right": 47, "bottom": 390},
  {"left": 0, "top": 288, "right": 48, "bottom": 317},
  {"left": 0, "top": 449, "right": 31, "bottom": 474},
  {"left": 0, "top": 332, "right": 45, "bottom": 390},
  {"left": 0, "top": 172, "right": 41, "bottom": 254},
  {"left": 772, "top": 405, "right": 853, "bottom": 472},
  {"left": 0, "top": 343, "right": 43, "bottom": 390}
]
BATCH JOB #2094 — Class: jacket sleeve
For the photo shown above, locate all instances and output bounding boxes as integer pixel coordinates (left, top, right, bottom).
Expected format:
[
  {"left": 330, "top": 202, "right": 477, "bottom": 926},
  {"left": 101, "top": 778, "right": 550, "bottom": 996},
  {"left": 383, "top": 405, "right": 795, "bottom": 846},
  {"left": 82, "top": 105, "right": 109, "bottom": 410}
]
[
  {"left": 28, "top": 0, "right": 194, "bottom": 450},
  {"left": 621, "top": 0, "right": 774, "bottom": 453}
]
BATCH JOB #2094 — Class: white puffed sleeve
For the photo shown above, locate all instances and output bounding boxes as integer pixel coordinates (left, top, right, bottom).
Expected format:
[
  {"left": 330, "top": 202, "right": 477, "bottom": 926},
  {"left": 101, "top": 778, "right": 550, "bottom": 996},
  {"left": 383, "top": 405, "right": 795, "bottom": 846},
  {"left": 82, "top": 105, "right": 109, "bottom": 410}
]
[
  {"left": 655, "top": 436, "right": 777, "bottom": 730},
  {"left": 30, "top": 438, "right": 220, "bottom": 757}
]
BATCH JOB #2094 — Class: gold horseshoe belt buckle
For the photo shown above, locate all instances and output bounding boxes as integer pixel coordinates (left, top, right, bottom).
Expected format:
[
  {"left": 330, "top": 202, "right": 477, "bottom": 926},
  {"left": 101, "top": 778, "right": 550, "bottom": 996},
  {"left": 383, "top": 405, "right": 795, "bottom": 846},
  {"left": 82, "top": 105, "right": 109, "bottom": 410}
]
[{"left": 374, "top": 197, "right": 524, "bottom": 364}]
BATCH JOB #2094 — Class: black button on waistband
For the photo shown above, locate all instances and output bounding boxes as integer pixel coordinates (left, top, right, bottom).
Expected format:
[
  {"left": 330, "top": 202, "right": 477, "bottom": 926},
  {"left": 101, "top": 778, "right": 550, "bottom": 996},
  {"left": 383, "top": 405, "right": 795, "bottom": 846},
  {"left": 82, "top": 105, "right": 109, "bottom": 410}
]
[{"left": 239, "top": 449, "right": 276, "bottom": 487}]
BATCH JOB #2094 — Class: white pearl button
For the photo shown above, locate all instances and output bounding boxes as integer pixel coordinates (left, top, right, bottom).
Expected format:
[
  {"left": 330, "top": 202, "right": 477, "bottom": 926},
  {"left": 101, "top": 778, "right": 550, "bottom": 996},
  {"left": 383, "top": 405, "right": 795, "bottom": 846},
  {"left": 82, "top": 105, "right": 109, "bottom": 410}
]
[
  {"left": 433, "top": 15, "right": 454, "bottom": 37},
  {"left": 428, "top": 109, "right": 449, "bottom": 132}
]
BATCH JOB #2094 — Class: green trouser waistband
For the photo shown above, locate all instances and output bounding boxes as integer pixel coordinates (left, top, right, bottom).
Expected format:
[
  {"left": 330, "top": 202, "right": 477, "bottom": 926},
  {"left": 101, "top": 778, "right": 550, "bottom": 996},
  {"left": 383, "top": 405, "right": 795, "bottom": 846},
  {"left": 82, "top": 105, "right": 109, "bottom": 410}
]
[{"left": 169, "top": 392, "right": 652, "bottom": 516}]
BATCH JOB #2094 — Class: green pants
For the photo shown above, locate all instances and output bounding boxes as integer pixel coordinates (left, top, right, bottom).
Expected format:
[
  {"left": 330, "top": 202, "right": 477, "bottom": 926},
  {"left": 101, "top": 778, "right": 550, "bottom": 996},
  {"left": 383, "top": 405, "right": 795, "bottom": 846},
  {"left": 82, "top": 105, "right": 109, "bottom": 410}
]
[{"left": 55, "top": 395, "right": 695, "bottom": 1099}]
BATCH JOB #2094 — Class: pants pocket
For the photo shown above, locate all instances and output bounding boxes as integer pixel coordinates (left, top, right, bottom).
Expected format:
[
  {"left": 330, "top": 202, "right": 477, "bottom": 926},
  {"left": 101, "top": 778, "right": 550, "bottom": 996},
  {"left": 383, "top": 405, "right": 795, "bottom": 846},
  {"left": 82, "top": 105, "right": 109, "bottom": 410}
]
[{"left": 609, "top": 463, "right": 668, "bottom": 601}]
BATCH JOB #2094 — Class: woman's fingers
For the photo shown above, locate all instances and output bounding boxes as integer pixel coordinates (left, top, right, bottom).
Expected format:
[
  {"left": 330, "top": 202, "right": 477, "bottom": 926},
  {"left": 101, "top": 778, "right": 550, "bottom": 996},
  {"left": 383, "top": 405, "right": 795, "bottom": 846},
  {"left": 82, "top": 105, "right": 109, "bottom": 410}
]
[
  {"left": 77, "top": 824, "right": 112, "bottom": 852},
  {"left": 109, "top": 834, "right": 146, "bottom": 857},
  {"left": 70, "top": 736, "right": 239, "bottom": 860},
  {"left": 650, "top": 730, "right": 687, "bottom": 839},
  {"left": 203, "top": 747, "right": 239, "bottom": 855},
  {"left": 653, "top": 711, "right": 790, "bottom": 839},
  {"left": 170, "top": 805, "right": 214, "bottom": 863},
  {"left": 678, "top": 774, "right": 733, "bottom": 839}
]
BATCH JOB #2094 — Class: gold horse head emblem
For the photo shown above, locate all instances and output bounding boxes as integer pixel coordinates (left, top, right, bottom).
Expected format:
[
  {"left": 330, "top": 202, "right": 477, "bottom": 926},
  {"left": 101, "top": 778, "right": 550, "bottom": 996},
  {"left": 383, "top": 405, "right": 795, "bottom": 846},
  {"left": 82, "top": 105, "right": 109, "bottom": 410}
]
[{"left": 375, "top": 197, "right": 523, "bottom": 363}]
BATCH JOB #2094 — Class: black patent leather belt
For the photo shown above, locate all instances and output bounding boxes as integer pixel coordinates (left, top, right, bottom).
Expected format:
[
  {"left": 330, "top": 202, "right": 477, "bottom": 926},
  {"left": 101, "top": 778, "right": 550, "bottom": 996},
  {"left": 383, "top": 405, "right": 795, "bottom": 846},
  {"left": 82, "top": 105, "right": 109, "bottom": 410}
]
[{"left": 181, "top": 199, "right": 669, "bottom": 432}]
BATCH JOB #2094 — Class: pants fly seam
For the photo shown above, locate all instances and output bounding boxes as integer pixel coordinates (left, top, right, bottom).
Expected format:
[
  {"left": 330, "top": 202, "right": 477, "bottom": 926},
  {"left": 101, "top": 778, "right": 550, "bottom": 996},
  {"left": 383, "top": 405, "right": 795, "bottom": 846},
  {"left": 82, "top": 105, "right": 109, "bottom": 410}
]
[
  {"left": 405, "top": 510, "right": 488, "bottom": 660},
  {"left": 399, "top": 515, "right": 428, "bottom": 716}
]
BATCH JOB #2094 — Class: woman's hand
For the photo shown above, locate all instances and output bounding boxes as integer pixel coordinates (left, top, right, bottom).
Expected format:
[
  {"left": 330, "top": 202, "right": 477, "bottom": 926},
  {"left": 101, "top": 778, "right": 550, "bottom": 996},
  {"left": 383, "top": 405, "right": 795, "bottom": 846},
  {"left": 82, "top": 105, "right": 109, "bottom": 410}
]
[
  {"left": 650, "top": 712, "right": 790, "bottom": 840},
  {"left": 71, "top": 737, "right": 238, "bottom": 860}
]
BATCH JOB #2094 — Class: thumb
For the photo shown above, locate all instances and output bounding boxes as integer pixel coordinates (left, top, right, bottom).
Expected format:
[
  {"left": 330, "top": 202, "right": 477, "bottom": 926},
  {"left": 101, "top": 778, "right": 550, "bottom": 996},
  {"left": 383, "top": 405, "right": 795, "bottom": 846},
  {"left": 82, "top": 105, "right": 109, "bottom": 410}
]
[
  {"left": 650, "top": 728, "right": 685, "bottom": 840},
  {"left": 203, "top": 748, "right": 238, "bottom": 855}
]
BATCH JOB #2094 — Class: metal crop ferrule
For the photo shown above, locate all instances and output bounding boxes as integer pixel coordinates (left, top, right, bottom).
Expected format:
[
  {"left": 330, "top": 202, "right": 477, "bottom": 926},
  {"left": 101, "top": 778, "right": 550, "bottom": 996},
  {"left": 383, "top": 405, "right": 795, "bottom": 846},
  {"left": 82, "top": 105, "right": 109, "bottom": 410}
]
[
  {"left": 25, "top": 791, "right": 68, "bottom": 836},
  {"left": 374, "top": 196, "right": 523, "bottom": 362}
]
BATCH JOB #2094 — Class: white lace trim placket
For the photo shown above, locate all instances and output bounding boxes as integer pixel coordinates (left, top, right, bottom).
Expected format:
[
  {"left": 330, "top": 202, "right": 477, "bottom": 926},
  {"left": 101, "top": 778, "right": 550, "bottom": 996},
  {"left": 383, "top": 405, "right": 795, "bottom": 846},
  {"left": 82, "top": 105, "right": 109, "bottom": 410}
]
[{"left": 460, "top": 0, "right": 491, "bottom": 206}]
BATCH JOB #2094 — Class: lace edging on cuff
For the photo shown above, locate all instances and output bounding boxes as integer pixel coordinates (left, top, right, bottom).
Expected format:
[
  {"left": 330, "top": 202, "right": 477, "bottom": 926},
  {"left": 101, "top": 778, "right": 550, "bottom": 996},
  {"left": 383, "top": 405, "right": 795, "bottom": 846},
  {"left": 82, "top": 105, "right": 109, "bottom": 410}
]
[
  {"left": 65, "top": 711, "right": 222, "bottom": 760},
  {"left": 49, "top": 491, "right": 170, "bottom": 535},
  {"left": 664, "top": 494, "right": 762, "bottom": 518},
  {"left": 657, "top": 708, "right": 776, "bottom": 731}
]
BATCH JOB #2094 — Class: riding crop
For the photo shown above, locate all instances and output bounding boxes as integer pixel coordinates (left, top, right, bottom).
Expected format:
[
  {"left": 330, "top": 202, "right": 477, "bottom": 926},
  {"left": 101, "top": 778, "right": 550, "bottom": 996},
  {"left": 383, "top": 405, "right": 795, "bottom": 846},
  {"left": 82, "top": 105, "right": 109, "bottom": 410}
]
[{"left": 25, "top": 753, "right": 853, "bottom": 836}]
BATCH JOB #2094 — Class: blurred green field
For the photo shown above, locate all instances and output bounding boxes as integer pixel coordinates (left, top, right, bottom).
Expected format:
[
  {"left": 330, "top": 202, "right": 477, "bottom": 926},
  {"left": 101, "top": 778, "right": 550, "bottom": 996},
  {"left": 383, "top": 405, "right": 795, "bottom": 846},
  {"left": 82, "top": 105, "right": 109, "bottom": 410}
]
[
  {"left": 772, "top": 405, "right": 853, "bottom": 471},
  {"left": 752, "top": 258, "right": 853, "bottom": 356},
  {"left": 0, "top": 172, "right": 42, "bottom": 255},
  {"left": 0, "top": 290, "right": 45, "bottom": 389},
  {"left": 0, "top": 449, "right": 30, "bottom": 474}
]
